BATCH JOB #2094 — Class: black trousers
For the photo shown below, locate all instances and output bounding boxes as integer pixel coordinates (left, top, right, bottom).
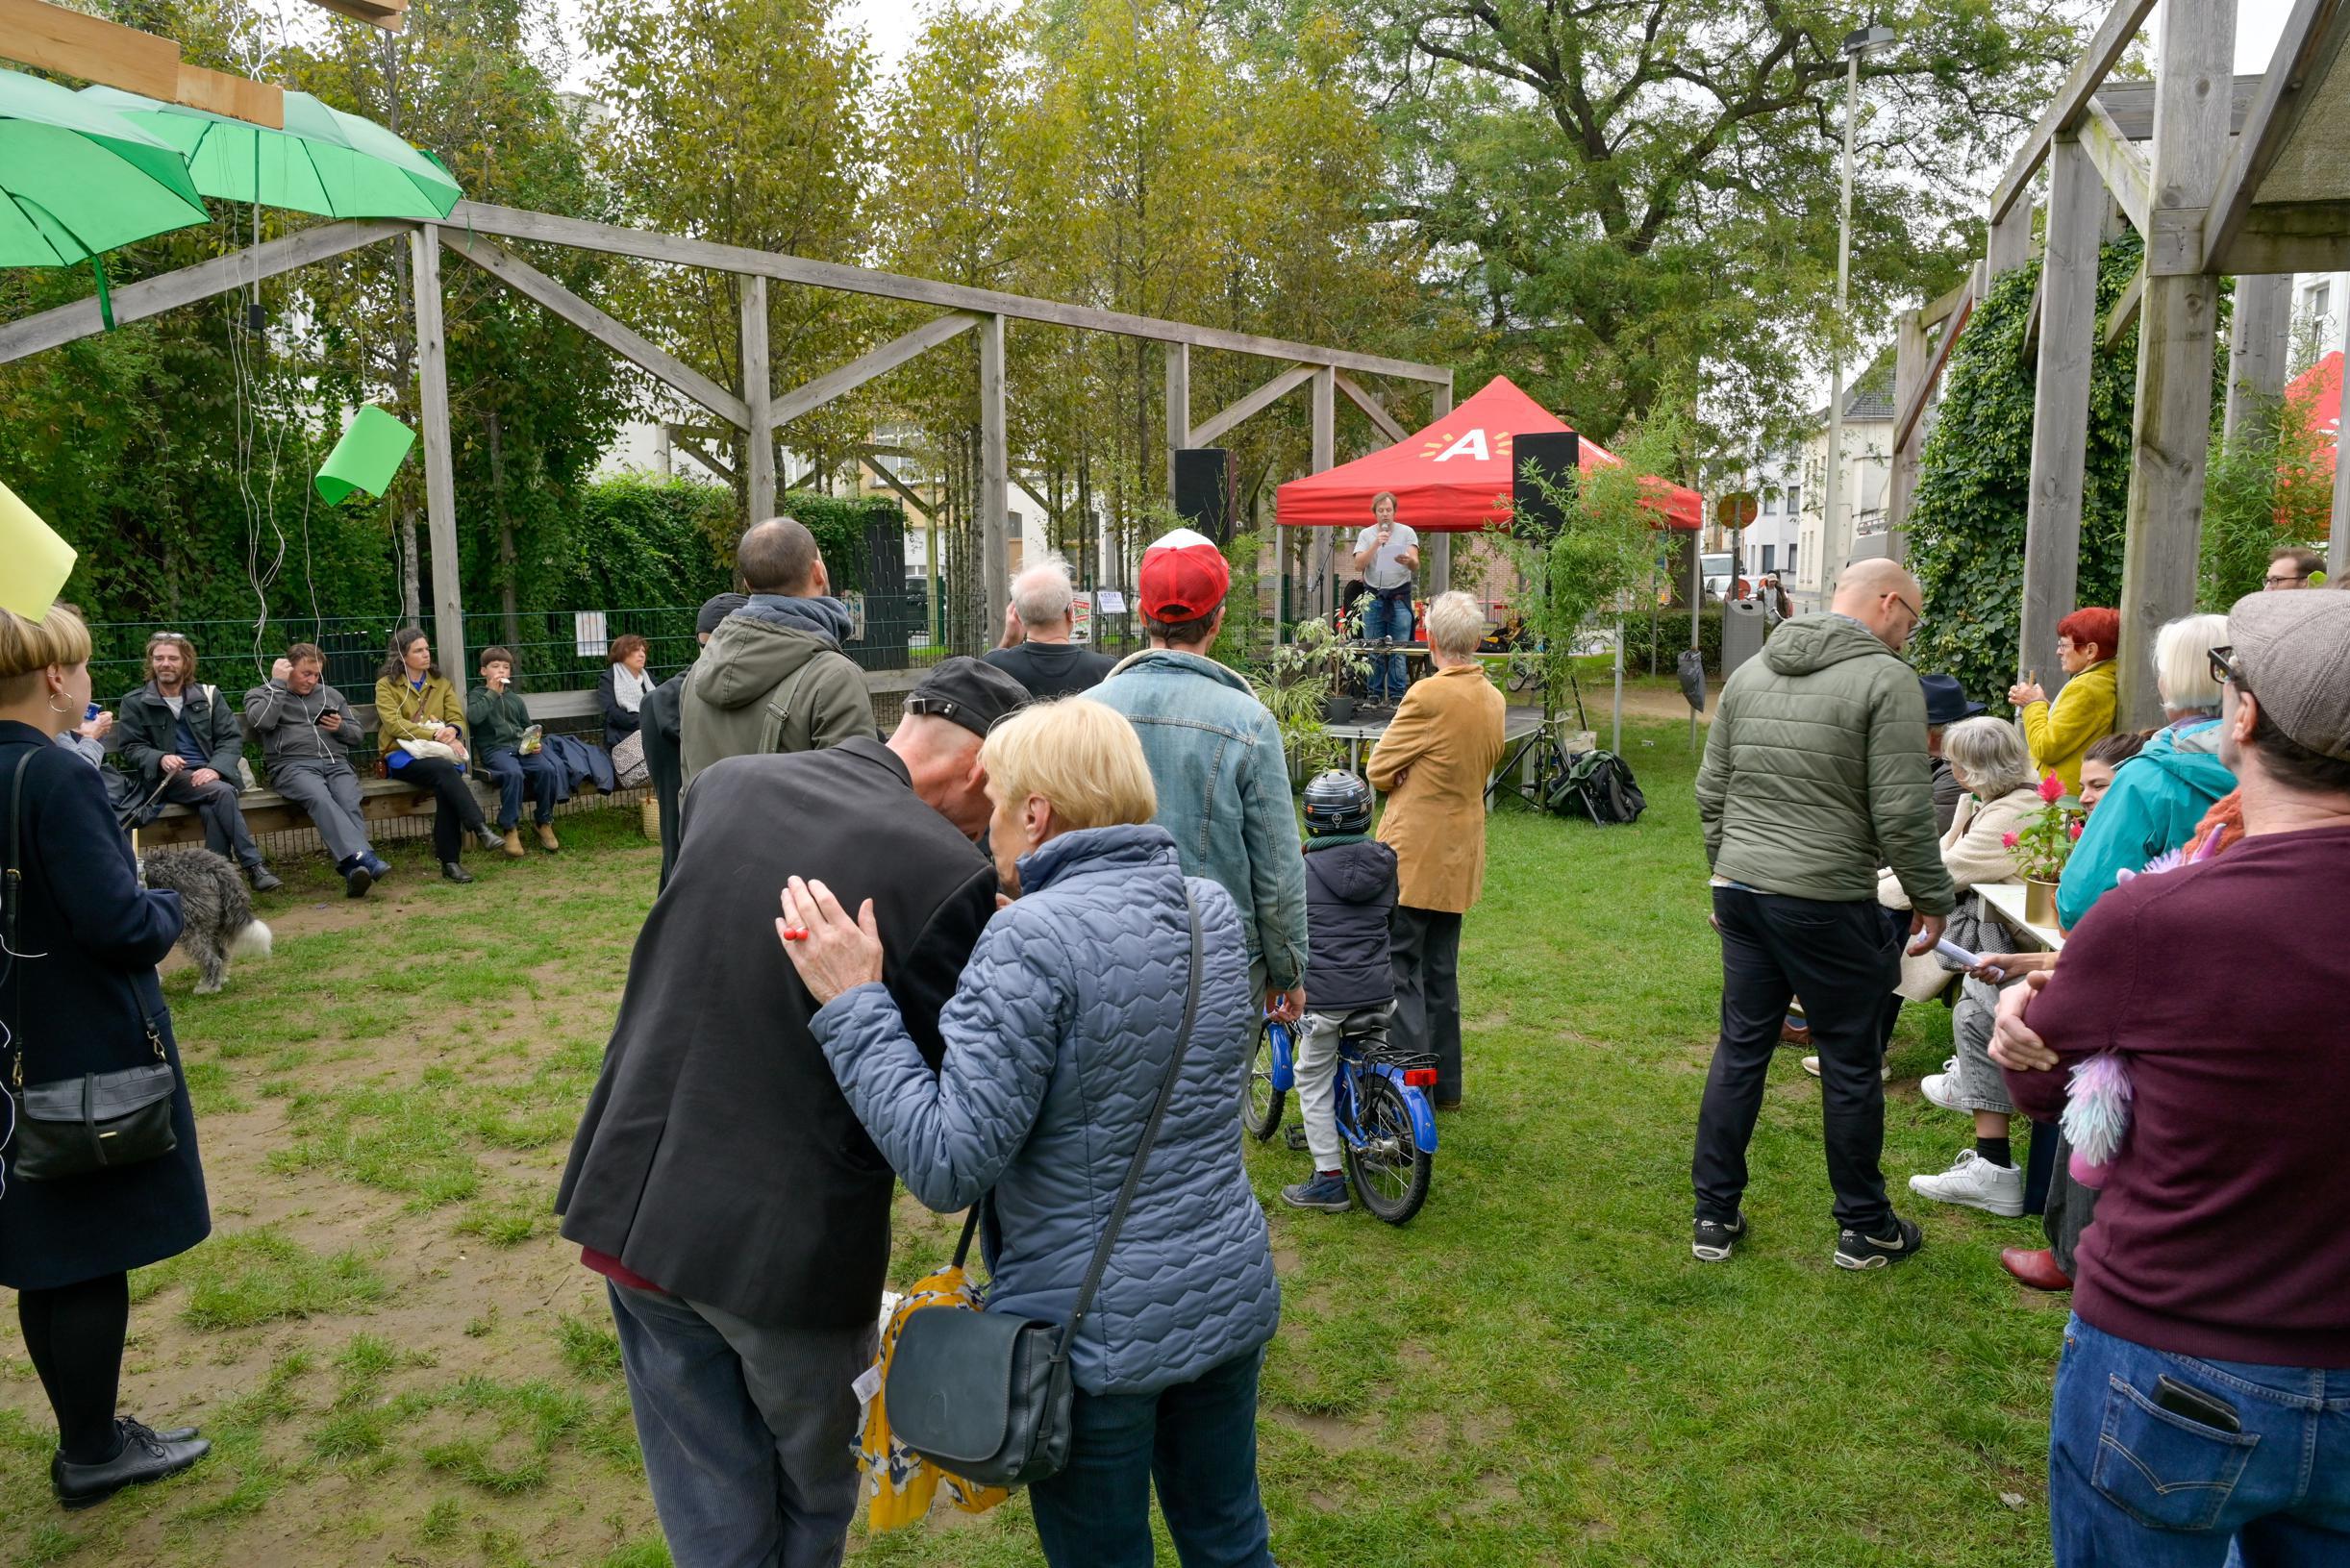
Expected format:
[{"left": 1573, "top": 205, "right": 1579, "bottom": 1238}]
[
  {"left": 1694, "top": 886, "right": 1899, "bottom": 1232},
  {"left": 391, "top": 755, "right": 486, "bottom": 862},
  {"left": 1389, "top": 906, "right": 1463, "bottom": 1104},
  {"left": 160, "top": 772, "right": 263, "bottom": 869}
]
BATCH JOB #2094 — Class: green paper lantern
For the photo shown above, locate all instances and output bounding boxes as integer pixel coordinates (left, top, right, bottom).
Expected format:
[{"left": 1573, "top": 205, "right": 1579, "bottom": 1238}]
[{"left": 316, "top": 406, "right": 416, "bottom": 505}]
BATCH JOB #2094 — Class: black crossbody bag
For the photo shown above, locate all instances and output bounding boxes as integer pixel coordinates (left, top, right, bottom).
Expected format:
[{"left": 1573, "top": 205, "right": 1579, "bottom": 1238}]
[
  {"left": 885, "top": 889, "right": 1202, "bottom": 1489},
  {"left": 2, "top": 749, "right": 179, "bottom": 1182}
]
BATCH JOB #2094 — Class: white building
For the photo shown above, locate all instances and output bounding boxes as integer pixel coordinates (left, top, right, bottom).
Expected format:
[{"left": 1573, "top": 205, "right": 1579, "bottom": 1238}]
[
  {"left": 1795, "top": 378, "right": 1897, "bottom": 605},
  {"left": 1703, "top": 453, "right": 1805, "bottom": 587}
]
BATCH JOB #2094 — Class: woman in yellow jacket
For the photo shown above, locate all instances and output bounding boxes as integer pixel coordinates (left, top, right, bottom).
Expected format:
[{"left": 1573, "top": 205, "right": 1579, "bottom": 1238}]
[
  {"left": 376, "top": 627, "right": 500, "bottom": 883},
  {"left": 2006, "top": 606, "right": 2118, "bottom": 795}
]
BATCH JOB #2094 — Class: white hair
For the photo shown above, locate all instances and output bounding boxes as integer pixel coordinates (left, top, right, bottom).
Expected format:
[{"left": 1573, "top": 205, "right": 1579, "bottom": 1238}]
[
  {"left": 2154, "top": 612, "right": 2229, "bottom": 713},
  {"left": 1941, "top": 716, "right": 2034, "bottom": 800},
  {"left": 1424, "top": 590, "right": 1486, "bottom": 657},
  {"left": 1011, "top": 556, "right": 1076, "bottom": 629}
]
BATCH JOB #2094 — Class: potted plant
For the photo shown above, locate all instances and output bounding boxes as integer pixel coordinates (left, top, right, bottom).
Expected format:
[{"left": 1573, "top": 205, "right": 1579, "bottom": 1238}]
[{"left": 2003, "top": 772, "right": 2085, "bottom": 926}]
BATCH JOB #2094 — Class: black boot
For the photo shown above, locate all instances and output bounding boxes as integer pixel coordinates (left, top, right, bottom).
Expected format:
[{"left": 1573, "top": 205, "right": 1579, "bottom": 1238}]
[
  {"left": 475, "top": 824, "right": 503, "bottom": 854},
  {"left": 52, "top": 1419, "right": 210, "bottom": 1510},
  {"left": 441, "top": 861, "right": 474, "bottom": 884},
  {"left": 340, "top": 856, "right": 374, "bottom": 899},
  {"left": 245, "top": 863, "right": 283, "bottom": 893}
]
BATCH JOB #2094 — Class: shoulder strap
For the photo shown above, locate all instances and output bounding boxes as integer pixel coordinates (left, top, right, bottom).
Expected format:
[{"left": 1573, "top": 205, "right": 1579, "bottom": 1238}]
[
  {"left": 756, "top": 660, "right": 819, "bottom": 754},
  {"left": 3, "top": 747, "right": 32, "bottom": 951}
]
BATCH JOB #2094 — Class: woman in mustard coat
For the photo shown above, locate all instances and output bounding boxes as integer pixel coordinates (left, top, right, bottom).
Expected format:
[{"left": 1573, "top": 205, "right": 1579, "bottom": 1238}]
[
  {"left": 2008, "top": 607, "right": 2119, "bottom": 795},
  {"left": 376, "top": 628, "right": 499, "bottom": 883},
  {"left": 1366, "top": 591, "right": 1506, "bottom": 1109}
]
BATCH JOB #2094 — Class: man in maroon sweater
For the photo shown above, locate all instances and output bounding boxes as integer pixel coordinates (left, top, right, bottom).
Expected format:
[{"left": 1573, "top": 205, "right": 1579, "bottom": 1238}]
[{"left": 1992, "top": 588, "right": 2350, "bottom": 1568}]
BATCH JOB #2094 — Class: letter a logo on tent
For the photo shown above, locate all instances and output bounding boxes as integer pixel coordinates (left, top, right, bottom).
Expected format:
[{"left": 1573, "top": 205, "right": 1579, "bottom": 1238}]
[{"left": 1431, "top": 428, "right": 1488, "bottom": 462}]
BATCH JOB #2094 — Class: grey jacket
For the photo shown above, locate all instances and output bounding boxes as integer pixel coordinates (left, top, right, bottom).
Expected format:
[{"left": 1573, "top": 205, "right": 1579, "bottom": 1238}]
[
  {"left": 242, "top": 679, "right": 368, "bottom": 778},
  {"left": 1695, "top": 614, "right": 1955, "bottom": 915},
  {"left": 1092, "top": 649, "right": 1307, "bottom": 989},
  {"left": 115, "top": 682, "right": 244, "bottom": 784},
  {"left": 679, "top": 598, "right": 874, "bottom": 791},
  {"left": 812, "top": 824, "right": 1280, "bottom": 1396}
]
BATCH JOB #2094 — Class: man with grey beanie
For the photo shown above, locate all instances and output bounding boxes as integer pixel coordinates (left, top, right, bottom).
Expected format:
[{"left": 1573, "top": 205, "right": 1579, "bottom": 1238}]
[{"left": 1991, "top": 589, "right": 2350, "bottom": 1566}]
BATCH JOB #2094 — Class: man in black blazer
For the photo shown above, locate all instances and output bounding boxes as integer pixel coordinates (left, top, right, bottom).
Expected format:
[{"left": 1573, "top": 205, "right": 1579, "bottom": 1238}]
[{"left": 557, "top": 656, "right": 1026, "bottom": 1568}]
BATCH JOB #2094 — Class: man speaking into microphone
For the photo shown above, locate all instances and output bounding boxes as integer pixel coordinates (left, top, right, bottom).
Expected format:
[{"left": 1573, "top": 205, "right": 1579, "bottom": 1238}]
[{"left": 1351, "top": 491, "right": 1420, "bottom": 712}]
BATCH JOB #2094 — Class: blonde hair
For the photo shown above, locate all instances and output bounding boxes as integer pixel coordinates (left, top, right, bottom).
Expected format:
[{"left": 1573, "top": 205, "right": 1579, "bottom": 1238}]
[
  {"left": 2154, "top": 612, "right": 2229, "bottom": 713},
  {"left": 1424, "top": 590, "right": 1486, "bottom": 657},
  {"left": 1941, "top": 715, "right": 2034, "bottom": 799},
  {"left": 979, "top": 698, "right": 1157, "bottom": 832},
  {"left": 0, "top": 604, "right": 92, "bottom": 704}
]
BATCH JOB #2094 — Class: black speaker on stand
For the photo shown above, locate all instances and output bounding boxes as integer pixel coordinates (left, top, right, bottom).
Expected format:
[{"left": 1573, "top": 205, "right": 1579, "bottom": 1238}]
[
  {"left": 1173, "top": 447, "right": 1238, "bottom": 543},
  {"left": 1512, "top": 432, "right": 1580, "bottom": 538}
]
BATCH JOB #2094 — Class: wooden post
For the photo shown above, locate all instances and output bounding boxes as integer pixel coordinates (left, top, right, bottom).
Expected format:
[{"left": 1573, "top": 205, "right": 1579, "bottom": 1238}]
[
  {"left": 410, "top": 225, "right": 466, "bottom": 696},
  {"left": 1312, "top": 365, "right": 1336, "bottom": 619},
  {"left": 739, "top": 275, "right": 774, "bottom": 519},
  {"left": 1885, "top": 308, "right": 1929, "bottom": 550},
  {"left": 2022, "top": 137, "right": 2104, "bottom": 702},
  {"left": 2115, "top": 0, "right": 2234, "bottom": 730},
  {"left": 979, "top": 313, "right": 1011, "bottom": 636},
  {"left": 1427, "top": 378, "right": 1454, "bottom": 594},
  {"left": 1164, "top": 341, "right": 1188, "bottom": 496},
  {"left": 1986, "top": 202, "right": 2034, "bottom": 282},
  {"left": 2223, "top": 273, "right": 2291, "bottom": 447}
]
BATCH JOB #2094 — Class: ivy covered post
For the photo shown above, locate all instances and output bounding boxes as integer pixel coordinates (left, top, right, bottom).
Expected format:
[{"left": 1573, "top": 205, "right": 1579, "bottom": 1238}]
[{"left": 2021, "top": 136, "right": 2105, "bottom": 701}]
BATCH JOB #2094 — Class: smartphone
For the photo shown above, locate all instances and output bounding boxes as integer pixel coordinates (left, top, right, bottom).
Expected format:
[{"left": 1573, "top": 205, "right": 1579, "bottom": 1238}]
[
  {"left": 2153, "top": 1374, "right": 2241, "bottom": 1434},
  {"left": 84, "top": 702, "right": 100, "bottom": 722}
]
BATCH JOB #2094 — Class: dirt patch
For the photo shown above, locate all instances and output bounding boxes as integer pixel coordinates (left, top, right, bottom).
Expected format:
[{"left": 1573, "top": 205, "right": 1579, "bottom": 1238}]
[{"left": 1267, "top": 1406, "right": 1378, "bottom": 1454}]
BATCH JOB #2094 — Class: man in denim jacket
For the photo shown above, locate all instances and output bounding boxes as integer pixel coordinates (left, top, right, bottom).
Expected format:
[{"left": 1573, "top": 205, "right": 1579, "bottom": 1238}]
[{"left": 1094, "top": 528, "right": 1309, "bottom": 1022}]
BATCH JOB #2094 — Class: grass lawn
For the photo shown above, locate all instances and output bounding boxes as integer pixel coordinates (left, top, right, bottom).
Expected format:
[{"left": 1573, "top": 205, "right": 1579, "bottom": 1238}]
[{"left": 0, "top": 717, "right": 2061, "bottom": 1567}]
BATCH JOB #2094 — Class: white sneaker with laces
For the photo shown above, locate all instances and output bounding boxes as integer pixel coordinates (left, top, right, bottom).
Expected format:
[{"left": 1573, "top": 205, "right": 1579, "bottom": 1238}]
[
  {"left": 1921, "top": 1058, "right": 1964, "bottom": 1111},
  {"left": 1908, "top": 1149, "right": 2025, "bottom": 1217}
]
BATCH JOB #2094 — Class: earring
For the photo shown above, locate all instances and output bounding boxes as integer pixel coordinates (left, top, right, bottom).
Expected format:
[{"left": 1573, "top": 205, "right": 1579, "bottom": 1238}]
[{"left": 46, "top": 694, "right": 72, "bottom": 714}]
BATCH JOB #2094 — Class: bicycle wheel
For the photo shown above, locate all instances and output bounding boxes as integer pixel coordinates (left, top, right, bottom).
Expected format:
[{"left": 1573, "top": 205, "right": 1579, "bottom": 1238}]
[
  {"left": 1240, "top": 1019, "right": 1286, "bottom": 1141},
  {"left": 1342, "top": 1073, "right": 1432, "bottom": 1225}
]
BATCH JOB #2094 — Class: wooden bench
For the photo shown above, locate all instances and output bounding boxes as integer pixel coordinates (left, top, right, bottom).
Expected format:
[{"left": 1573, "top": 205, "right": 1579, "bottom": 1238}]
[{"left": 135, "top": 672, "right": 922, "bottom": 850}]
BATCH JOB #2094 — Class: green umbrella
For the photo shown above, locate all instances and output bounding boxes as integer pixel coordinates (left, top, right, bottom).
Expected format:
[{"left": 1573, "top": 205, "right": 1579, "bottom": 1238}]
[
  {"left": 79, "top": 84, "right": 462, "bottom": 221},
  {"left": 0, "top": 66, "right": 211, "bottom": 308}
]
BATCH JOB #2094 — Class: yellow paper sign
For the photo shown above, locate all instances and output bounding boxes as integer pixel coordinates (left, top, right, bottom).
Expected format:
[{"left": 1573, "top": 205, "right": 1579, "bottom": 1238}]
[{"left": 0, "top": 478, "right": 76, "bottom": 621}]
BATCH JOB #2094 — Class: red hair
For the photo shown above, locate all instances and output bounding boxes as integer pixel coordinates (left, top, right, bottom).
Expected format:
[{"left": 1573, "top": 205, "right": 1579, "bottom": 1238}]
[{"left": 2058, "top": 607, "right": 2119, "bottom": 663}]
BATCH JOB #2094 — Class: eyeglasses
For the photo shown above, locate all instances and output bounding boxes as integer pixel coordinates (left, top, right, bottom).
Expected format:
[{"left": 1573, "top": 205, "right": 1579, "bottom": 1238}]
[
  {"left": 2264, "top": 572, "right": 2307, "bottom": 586},
  {"left": 1887, "top": 593, "right": 1923, "bottom": 628},
  {"left": 2208, "top": 645, "right": 2246, "bottom": 688}
]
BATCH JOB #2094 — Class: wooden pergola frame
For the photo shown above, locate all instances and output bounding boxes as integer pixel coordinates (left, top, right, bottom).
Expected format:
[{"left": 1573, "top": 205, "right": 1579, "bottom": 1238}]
[
  {"left": 1876, "top": 0, "right": 2350, "bottom": 727},
  {"left": 0, "top": 203, "right": 1451, "bottom": 691}
]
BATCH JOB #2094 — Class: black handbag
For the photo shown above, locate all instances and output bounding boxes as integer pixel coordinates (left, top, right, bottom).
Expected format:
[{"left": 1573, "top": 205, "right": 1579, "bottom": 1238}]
[
  {"left": 3, "top": 749, "right": 180, "bottom": 1182},
  {"left": 885, "top": 889, "right": 1203, "bottom": 1489}
]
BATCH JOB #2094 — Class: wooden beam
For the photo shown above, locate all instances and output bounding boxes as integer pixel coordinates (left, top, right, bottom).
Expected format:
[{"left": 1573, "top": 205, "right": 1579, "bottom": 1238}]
[
  {"left": 0, "top": 0, "right": 288, "bottom": 126},
  {"left": 1894, "top": 267, "right": 1977, "bottom": 455},
  {"left": 2022, "top": 137, "right": 2106, "bottom": 700},
  {"left": 1165, "top": 340, "right": 1189, "bottom": 491},
  {"left": 2224, "top": 273, "right": 2293, "bottom": 445},
  {"left": 446, "top": 203, "right": 1452, "bottom": 386},
  {"left": 1989, "top": 0, "right": 2162, "bottom": 222},
  {"left": 438, "top": 229, "right": 752, "bottom": 428},
  {"left": 740, "top": 276, "right": 773, "bottom": 521},
  {"left": 666, "top": 429, "right": 736, "bottom": 485},
  {"left": 1334, "top": 372, "right": 1410, "bottom": 443},
  {"left": 858, "top": 449, "right": 933, "bottom": 518},
  {"left": 1189, "top": 362, "right": 1315, "bottom": 446},
  {"left": 1986, "top": 203, "right": 2035, "bottom": 281},
  {"left": 978, "top": 313, "right": 1010, "bottom": 632},
  {"left": 411, "top": 226, "right": 467, "bottom": 697},
  {"left": 2200, "top": 0, "right": 2345, "bottom": 273},
  {"left": 1887, "top": 308, "right": 1930, "bottom": 539},
  {"left": 2079, "top": 98, "right": 2152, "bottom": 235},
  {"left": 1919, "top": 276, "right": 1972, "bottom": 329},
  {"left": 2104, "top": 257, "right": 2147, "bottom": 346},
  {"left": 1427, "top": 379, "right": 1454, "bottom": 592},
  {"left": 305, "top": 0, "right": 407, "bottom": 30},
  {"left": 770, "top": 311, "right": 979, "bottom": 428},
  {"left": 0, "top": 219, "right": 403, "bottom": 366},
  {"left": 2116, "top": 0, "right": 2235, "bottom": 729},
  {"left": 2018, "top": 263, "right": 2047, "bottom": 364},
  {"left": 1312, "top": 366, "right": 1336, "bottom": 617}
]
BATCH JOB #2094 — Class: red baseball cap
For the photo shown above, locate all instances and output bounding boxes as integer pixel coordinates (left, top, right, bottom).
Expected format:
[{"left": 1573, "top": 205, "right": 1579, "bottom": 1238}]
[{"left": 1138, "top": 528, "right": 1230, "bottom": 620}]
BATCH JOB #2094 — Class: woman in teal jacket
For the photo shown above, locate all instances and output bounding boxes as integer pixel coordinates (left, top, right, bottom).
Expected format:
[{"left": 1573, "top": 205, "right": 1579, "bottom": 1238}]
[{"left": 2055, "top": 614, "right": 2235, "bottom": 929}]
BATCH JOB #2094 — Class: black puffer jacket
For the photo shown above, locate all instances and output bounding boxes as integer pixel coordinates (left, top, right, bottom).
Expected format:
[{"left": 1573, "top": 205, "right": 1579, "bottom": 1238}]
[{"left": 1302, "top": 835, "right": 1398, "bottom": 1010}]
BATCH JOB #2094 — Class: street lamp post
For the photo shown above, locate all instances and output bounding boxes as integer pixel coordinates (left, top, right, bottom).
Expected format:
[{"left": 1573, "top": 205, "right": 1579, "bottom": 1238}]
[{"left": 1821, "top": 23, "right": 1895, "bottom": 604}]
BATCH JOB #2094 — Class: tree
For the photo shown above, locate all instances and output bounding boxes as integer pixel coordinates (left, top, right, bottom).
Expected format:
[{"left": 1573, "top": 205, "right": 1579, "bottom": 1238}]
[{"left": 1352, "top": 0, "right": 2093, "bottom": 451}]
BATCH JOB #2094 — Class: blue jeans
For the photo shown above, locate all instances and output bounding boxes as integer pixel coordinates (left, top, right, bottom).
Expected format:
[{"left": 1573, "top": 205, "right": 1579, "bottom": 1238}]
[
  {"left": 1359, "top": 591, "right": 1412, "bottom": 701},
  {"left": 606, "top": 1282, "right": 876, "bottom": 1568},
  {"left": 483, "top": 746, "right": 558, "bottom": 829},
  {"left": 2050, "top": 1314, "right": 2350, "bottom": 1567},
  {"left": 1026, "top": 1345, "right": 1274, "bottom": 1568}
]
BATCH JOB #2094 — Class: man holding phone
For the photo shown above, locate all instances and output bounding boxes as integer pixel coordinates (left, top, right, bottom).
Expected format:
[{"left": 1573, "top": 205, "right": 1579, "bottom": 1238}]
[
  {"left": 116, "top": 632, "right": 280, "bottom": 890},
  {"left": 1992, "top": 590, "right": 2350, "bottom": 1566},
  {"left": 246, "top": 644, "right": 386, "bottom": 897},
  {"left": 1350, "top": 492, "right": 1419, "bottom": 711}
]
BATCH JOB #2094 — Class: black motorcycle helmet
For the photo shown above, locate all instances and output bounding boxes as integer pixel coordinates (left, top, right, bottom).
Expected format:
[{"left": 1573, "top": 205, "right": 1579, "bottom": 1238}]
[{"left": 1302, "top": 770, "right": 1373, "bottom": 835}]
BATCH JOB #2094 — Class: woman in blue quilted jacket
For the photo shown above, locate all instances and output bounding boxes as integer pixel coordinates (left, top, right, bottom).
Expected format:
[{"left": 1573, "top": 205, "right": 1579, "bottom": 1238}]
[{"left": 781, "top": 696, "right": 1279, "bottom": 1568}]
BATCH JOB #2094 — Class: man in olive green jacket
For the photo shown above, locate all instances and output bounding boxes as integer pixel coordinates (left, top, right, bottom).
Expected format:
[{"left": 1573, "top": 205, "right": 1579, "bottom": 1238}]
[
  {"left": 1691, "top": 559, "right": 1956, "bottom": 1273},
  {"left": 680, "top": 517, "right": 877, "bottom": 792}
]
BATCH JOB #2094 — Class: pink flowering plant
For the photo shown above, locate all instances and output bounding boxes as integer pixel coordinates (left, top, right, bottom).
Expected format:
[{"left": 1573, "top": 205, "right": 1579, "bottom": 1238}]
[{"left": 2000, "top": 772, "right": 2085, "bottom": 882}]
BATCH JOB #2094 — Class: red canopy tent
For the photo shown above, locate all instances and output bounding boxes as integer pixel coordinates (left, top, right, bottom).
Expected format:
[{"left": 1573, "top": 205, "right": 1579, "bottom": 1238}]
[
  {"left": 2287, "top": 350, "right": 2341, "bottom": 490},
  {"left": 1273, "top": 374, "right": 1703, "bottom": 533}
]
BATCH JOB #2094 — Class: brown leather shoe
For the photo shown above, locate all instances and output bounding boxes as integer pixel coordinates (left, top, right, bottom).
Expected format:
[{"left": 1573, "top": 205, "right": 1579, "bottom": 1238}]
[
  {"left": 500, "top": 828, "right": 525, "bottom": 859},
  {"left": 537, "top": 823, "right": 561, "bottom": 854},
  {"left": 2000, "top": 1247, "right": 2072, "bottom": 1291},
  {"left": 1781, "top": 1019, "right": 1813, "bottom": 1046}
]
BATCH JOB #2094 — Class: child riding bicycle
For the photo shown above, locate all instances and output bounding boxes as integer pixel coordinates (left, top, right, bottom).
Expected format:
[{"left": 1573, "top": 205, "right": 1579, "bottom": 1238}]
[{"left": 1283, "top": 771, "right": 1399, "bottom": 1214}]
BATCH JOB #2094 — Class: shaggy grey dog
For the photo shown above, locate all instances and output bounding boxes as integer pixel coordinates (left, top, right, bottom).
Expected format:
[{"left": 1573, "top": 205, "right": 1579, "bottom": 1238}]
[{"left": 139, "top": 847, "right": 273, "bottom": 994}]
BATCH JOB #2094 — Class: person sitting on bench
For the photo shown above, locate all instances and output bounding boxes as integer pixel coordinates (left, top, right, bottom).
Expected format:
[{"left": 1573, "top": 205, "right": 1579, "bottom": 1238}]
[
  {"left": 245, "top": 644, "right": 388, "bottom": 898},
  {"left": 117, "top": 632, "right": 280, "bottom": 891}
]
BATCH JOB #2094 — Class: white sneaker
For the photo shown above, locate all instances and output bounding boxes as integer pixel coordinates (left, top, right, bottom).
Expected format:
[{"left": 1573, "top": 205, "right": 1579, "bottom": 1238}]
[
  {"left": 1921, "top": 1058, "right": 1964, "bottom": 1111},
  {"left": 1802, "top": 1055, "right": 1890, "bottom": 1082},
  {"left": 1908, "top": 1149, "right": 2025, "bottom": 1217}
]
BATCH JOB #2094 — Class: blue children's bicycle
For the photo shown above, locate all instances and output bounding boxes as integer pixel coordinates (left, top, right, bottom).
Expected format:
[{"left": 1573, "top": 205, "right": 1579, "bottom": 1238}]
[{"left": 1242, "top": 1017, "right": 1438, "bottom": 1224}]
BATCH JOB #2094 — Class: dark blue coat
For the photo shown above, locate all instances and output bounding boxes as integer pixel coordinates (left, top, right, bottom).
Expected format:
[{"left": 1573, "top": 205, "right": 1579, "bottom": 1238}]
[
  {"left": 1303, "top": 836, "right": 1398, "bottom": 1011},
  {"left": 0, "top": 722, "right": 210, "bottom": 1289}
]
